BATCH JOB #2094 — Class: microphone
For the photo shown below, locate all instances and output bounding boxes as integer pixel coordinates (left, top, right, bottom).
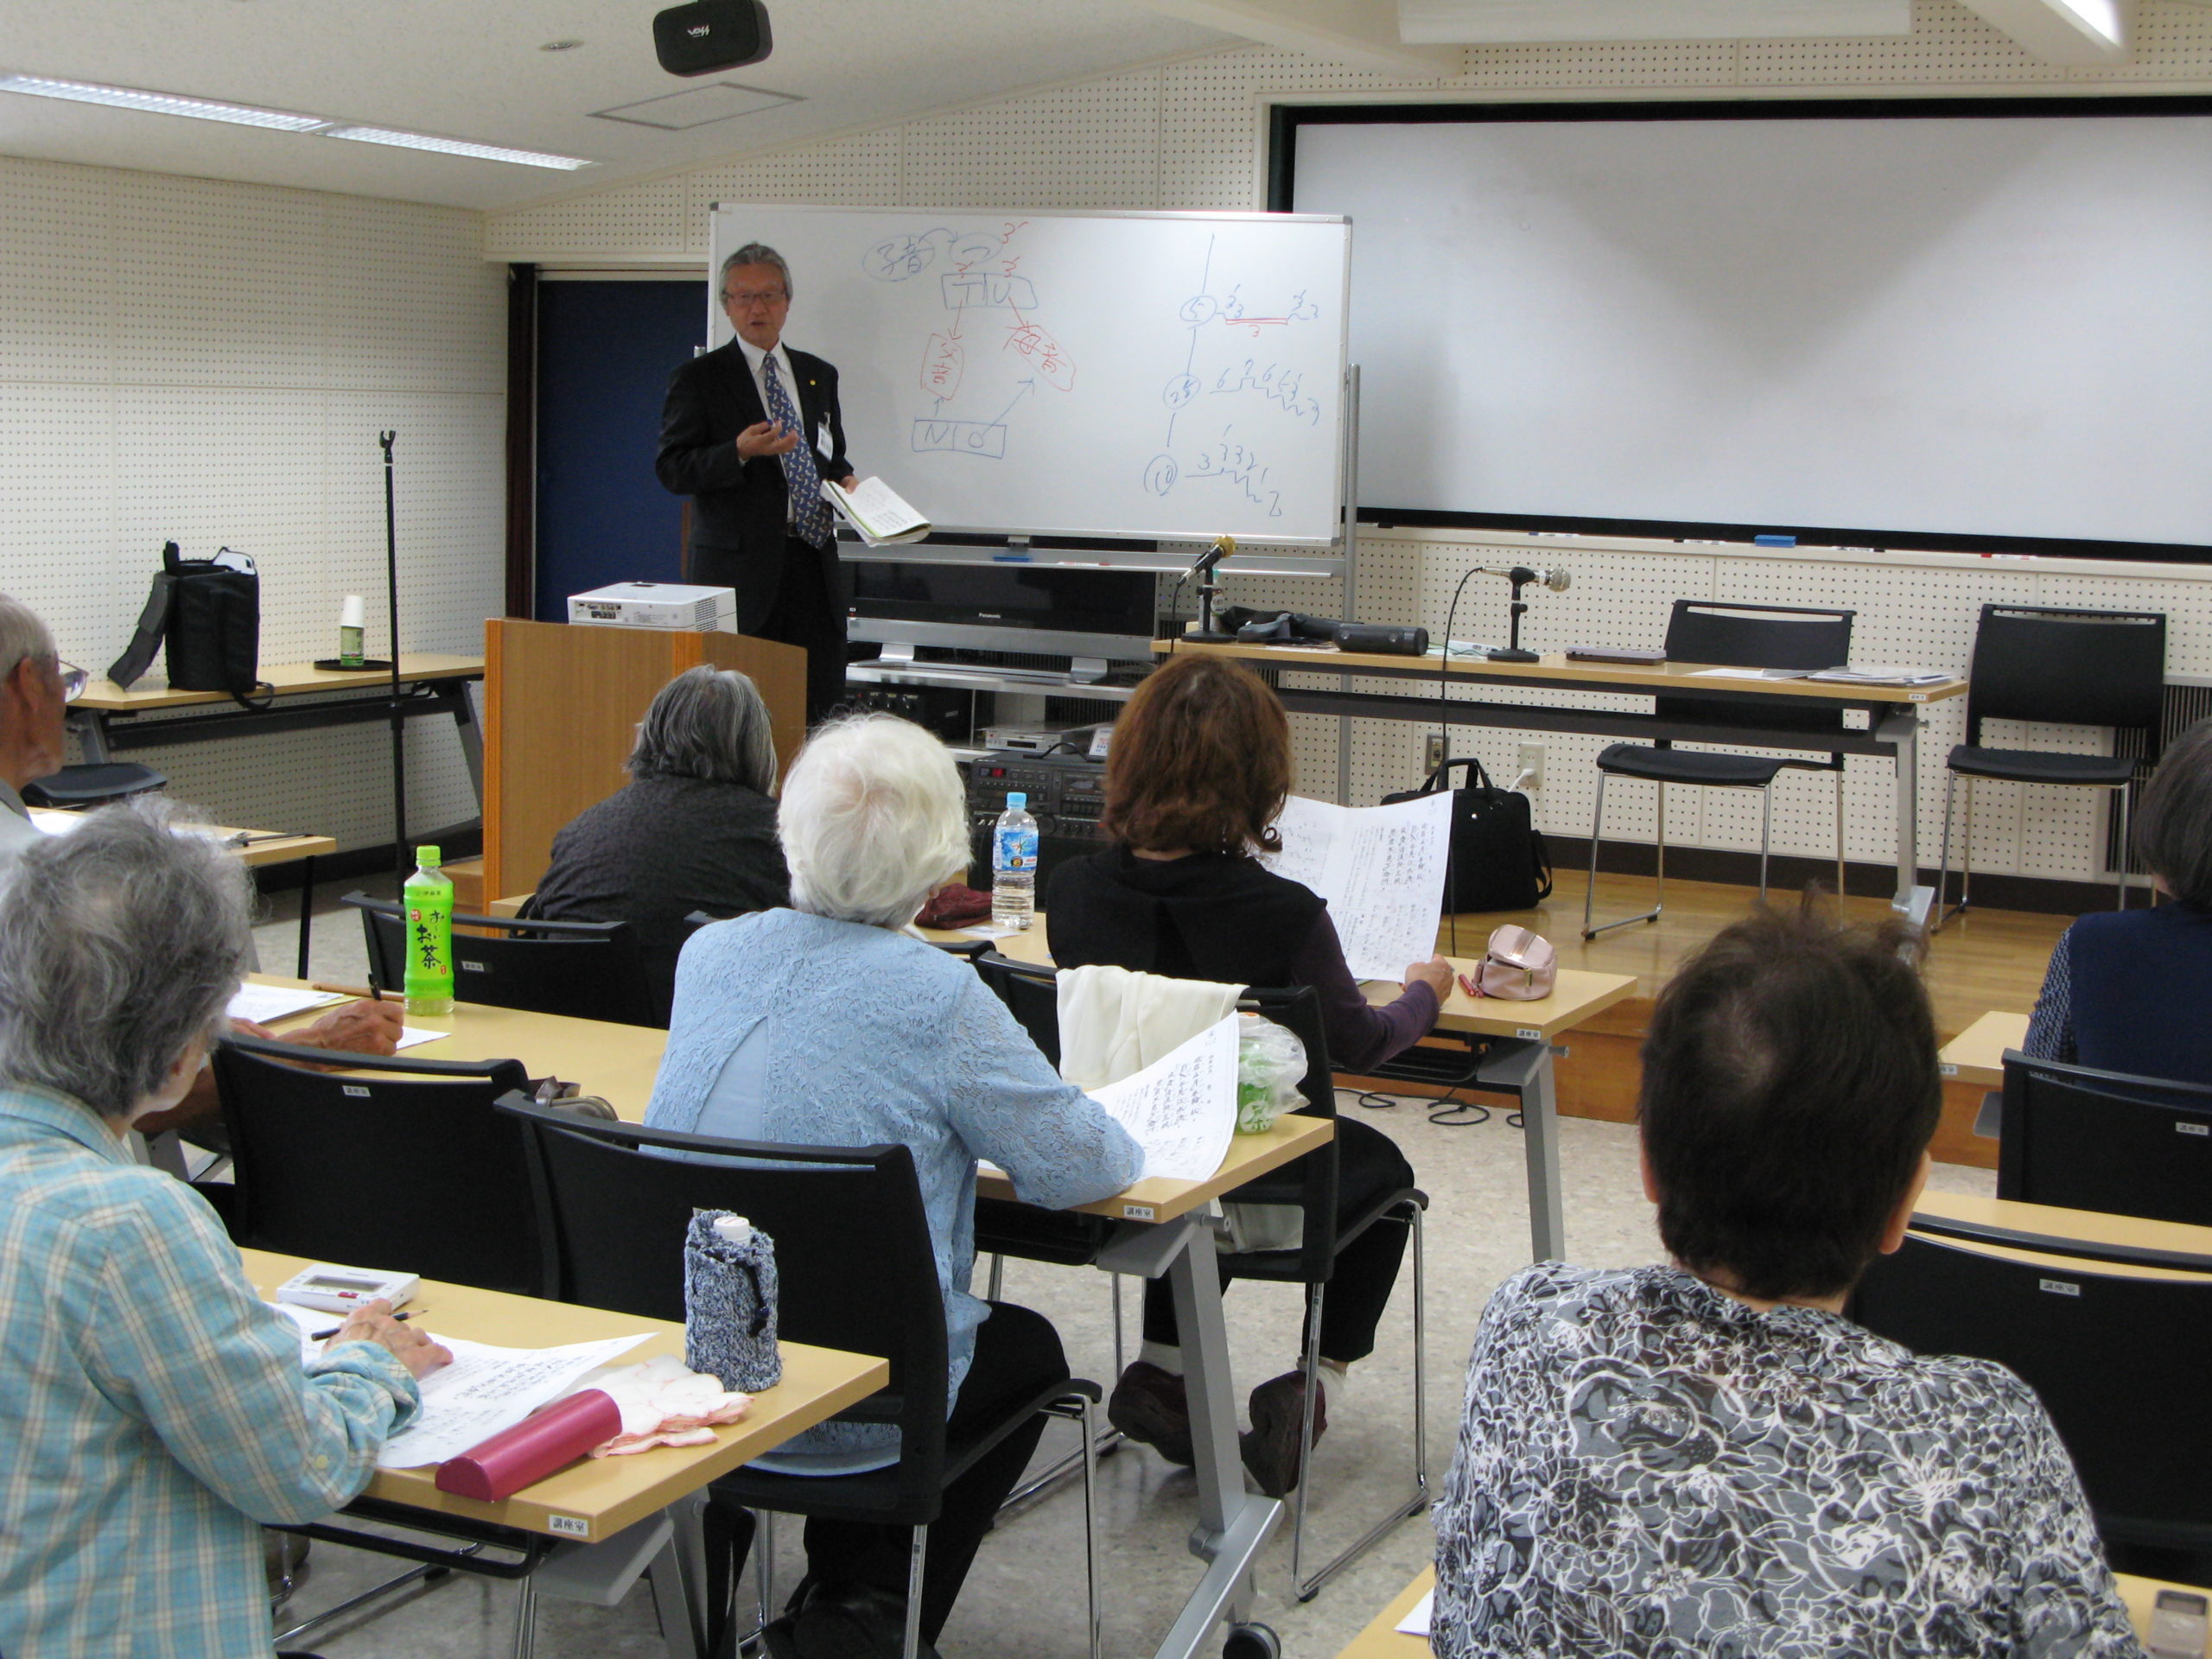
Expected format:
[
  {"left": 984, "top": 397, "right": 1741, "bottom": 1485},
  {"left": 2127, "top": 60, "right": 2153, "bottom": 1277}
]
[
  {"left": 1185, "top": 534, "right": 1237, "bottom": 582},
  {"left": 1475, "top": 564, "right": 1571, "bottom": 593}
]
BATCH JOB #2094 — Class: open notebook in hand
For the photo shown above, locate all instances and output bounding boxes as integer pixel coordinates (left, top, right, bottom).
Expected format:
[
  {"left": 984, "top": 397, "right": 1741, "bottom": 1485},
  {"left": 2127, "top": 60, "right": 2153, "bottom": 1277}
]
[{"left": 823, "top": 477, "right": 931, "bottom": 545}]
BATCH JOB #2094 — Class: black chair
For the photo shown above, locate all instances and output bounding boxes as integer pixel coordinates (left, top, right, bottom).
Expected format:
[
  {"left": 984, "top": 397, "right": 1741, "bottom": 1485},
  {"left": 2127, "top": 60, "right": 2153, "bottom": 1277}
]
[
  {"left": 22, "top": 760, "right": 166, "bottom": 807},
  {"left": 345, "top": 891, "right": 655, "bottom": 1027},
  {"left": 1936, "top": 604, "right": 2167, "bottom": 929},
  {"left": 493, "top": 1096, "right": 1103, "bottom": 1659},
  {"left": 1996, "top": 1050, "right": 2212, "bottom": 1229},
  {"left": 1850, "top": 1227, "right": 2212, "bottom": 1554},
  {"left": 1583, "top": 600, "right": 1854, "bottom": 939},
  {"left": 210, "top": 1033, "right": 540, "bottom": 1294},
  {"left": 970, "top": 951, "right": 1428, "bottom": 1602}
]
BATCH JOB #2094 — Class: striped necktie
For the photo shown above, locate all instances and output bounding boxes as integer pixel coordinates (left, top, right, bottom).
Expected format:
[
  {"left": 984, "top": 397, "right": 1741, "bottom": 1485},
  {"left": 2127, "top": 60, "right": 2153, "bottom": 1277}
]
[{"left": 762, "top": 353, "right": 833, "bottom": 549}]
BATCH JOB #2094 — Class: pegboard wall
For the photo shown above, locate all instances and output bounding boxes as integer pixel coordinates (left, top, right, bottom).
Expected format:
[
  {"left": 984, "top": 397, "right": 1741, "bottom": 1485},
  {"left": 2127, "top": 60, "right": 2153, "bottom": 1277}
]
[
  {"left": 483, "top": 1, "right": 2212, "bottom": 887},
  {"left": 0, "top": 154, "right": 505, "bottom": 855}
]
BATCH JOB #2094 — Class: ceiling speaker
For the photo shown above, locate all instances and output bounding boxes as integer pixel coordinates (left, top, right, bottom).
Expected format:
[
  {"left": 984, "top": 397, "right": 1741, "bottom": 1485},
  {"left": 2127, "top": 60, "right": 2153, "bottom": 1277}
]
[{"left": 654, "top": 0, "right": 772, "bottom": 75}]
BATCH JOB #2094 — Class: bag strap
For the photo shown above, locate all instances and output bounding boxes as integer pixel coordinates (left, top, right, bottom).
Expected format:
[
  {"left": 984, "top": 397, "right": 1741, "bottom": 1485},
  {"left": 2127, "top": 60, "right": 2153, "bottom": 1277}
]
[
  {"left": 229, "top": 681, "right": 276, "bottom": 714},
  {"left": 105, "top": 546, "right": 181, "bottom": 689},
  {"left": 1424, "top": 756, "right": 1495, "bottom": 793}
]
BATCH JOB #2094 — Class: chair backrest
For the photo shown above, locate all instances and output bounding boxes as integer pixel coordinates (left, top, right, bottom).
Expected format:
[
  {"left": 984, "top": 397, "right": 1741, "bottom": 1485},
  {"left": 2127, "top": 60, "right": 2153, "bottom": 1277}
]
[
  {"left": 1656, "top": 600, "right": 1855, "bottom": 739},
  {"left": 1849, "top": 1229, "right": 2212, "bottom": 1552},
  {"left": 1998, "top": 1051, "right": 2212, "bottom": 1227},
  {"left": 346, "top": 892, "right": 654, "bottom": 1027},
  {"left": 211, "top": 1034, "right": 538, "bottom": 1294},
  {"left": 493, "top": 1097, "right": 950, "bottom": 1508},
  {"left": 970, "top": 952, "right": 1339, "bottom": 1273},
  {"left": 1965, "top": 605, "right": 2167, "bottom": 757}
]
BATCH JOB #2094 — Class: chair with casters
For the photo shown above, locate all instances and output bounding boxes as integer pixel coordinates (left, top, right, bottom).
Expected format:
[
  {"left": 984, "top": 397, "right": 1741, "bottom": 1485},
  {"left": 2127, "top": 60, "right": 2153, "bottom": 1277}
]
[
  {"left": 1582, "top": 600, "right": 1854, "bottom": 940},
  {"left": 493, "top": 1096, "right": 1105, "bottom": 1659},
  {"left": 970, "top": 950, "right": 1430, "bottom": 1603},
  {"left": 345, "top": 890, "right": 655, "bottom": 1027},
  {"left": 1849, "top": 1225, "right": 2212, "bottom": 1558},
  {"left": 1996, "top": 1050, "right": 2212, "bottom": 1229},
  {"left": 1935, "top": 604, "right": 2166, "bottom": 930},
  {"left": 22, "top": 760, "right": 166, "bottom": 807},
  {"left": 210, "top": 1033, "right": 540, "bottom": 1295}
]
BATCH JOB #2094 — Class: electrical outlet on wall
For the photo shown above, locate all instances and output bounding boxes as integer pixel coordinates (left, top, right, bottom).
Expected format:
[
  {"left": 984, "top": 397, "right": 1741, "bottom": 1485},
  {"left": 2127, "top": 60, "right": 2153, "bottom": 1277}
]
[
  {"left": 1517, "top": 742, "right": 1546, "bottom": 790},
  {"left": 1425, "top": 733, "right": 1446, "bottom": 773}
]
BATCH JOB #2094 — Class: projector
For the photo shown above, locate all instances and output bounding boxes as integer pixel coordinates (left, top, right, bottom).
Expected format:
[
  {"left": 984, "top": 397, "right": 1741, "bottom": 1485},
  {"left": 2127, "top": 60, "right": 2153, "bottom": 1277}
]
[
  {"left": 654, "top": 0, "right": 772, "bottom": 75},
  {"left": 569, "top": 582, "right": 736, "bottom": 632}
]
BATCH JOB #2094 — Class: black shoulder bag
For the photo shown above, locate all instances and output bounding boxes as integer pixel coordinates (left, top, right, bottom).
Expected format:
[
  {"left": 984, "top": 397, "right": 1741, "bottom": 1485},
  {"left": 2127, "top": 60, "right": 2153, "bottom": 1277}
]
[
  {"left": 1382, "top": 757, "right": 1553, "bottom": 913},
  {"left": 108, "top": 543, "right": 274, "bottom": 710}
]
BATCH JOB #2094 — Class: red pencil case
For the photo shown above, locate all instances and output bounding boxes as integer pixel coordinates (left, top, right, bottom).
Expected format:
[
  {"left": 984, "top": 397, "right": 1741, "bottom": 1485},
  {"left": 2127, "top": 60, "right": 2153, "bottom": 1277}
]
[{"left": 434, "top": 1389, "right": 623, "bottom": 1502}]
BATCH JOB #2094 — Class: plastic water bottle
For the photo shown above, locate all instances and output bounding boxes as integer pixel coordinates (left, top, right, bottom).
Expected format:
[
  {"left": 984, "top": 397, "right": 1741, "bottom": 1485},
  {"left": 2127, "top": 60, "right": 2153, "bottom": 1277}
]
[
  {"left": 991, "top": 791, "right": 1039, "bottom": 930},
  {"left": 403, "top": 845, "right": 454, "bottom": 1016}
]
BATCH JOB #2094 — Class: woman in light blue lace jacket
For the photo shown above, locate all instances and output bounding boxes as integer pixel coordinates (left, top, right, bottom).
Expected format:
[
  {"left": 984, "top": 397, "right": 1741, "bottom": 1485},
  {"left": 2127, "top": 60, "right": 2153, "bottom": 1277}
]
[{"left": 648, "top": 713, "right": 1143, "bottom": 1657}]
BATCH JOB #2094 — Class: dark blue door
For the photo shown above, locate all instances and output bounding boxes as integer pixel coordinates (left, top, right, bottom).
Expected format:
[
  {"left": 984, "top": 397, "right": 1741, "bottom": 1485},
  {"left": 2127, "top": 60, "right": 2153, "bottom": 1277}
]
[{"left": 534, "top": 279, "right": 710, "bottom": 621}]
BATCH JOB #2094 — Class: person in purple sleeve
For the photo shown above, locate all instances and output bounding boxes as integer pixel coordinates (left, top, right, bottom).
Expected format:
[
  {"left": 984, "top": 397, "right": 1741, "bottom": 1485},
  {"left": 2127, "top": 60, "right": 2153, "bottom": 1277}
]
[{"left": 1046, "top": 651, "right": 1448, "bottom": 1497}]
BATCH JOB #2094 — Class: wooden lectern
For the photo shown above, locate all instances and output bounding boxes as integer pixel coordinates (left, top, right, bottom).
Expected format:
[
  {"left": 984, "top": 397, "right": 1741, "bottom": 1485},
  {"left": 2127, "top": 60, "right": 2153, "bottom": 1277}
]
[{"left": 482, "top": 619, "right": 804, "bottom": 901}]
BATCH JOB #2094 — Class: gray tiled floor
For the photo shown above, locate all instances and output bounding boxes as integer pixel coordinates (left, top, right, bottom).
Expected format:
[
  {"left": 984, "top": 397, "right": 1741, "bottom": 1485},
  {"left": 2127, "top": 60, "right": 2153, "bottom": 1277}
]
[{"left": 251, "top": 883, "right": 1998, "bottom": 1659}]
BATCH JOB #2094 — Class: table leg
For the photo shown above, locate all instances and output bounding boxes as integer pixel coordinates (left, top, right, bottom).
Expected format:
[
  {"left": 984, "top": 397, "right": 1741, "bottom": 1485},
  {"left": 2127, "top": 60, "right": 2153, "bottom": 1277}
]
[
  {"left": 1478, "top": 1038, "right": 1565, "bottom": 1262},
  {"left": 1880, "top": 710, "right": 1935, "bottom": 929},
  {"left": 295, "top": 855, "right": 317, "bottom": 979},
  {"left": 67, "top": 709, "right": 113, "bottom": 765},
  {"left": 1096, "top": 1214, "right": 1283, "bottom": 1659}
]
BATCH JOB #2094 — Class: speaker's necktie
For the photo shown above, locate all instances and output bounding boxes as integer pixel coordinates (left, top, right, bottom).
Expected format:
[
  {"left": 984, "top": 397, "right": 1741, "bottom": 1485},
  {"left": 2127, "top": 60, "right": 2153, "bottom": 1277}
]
[{"left": 762, "top": 353, "right": 833, "bottom": 549}]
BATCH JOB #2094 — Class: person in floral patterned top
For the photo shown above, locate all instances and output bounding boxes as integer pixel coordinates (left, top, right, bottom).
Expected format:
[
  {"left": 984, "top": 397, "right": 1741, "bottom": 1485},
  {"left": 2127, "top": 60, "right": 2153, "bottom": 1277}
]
[{"left": 1434, "top": 906, "right": 2141, "bottom": 1659}]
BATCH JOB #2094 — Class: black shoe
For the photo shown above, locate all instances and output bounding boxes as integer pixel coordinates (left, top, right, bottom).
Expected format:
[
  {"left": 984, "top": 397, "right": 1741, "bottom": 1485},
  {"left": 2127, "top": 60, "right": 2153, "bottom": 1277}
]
[
  {"left": 1107, "top": 1360, "right": 1195, "bottom": 1466},
  {"left": 774, "top": 1579, "right": 939, "bottom": 1659},
  {"left": 1240, "top": 1369, "right": 1327, "bottom": 1498}
]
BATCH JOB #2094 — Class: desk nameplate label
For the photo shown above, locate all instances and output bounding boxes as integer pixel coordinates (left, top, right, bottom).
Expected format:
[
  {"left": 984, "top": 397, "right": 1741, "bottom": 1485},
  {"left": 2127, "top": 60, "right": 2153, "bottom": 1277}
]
[
  {"left": 1940, "top": 1063, "right": 1959, "bottom": 1077},
  {"left": 546, "top": 1513, "right": 591, "bottom": 1537},
  {"left": 1516, "top": 1027, "right": 1542, "bottom": 1041},
  {"left": 1122, "top": 1202, "right": 1157, "bottom": 1221}
]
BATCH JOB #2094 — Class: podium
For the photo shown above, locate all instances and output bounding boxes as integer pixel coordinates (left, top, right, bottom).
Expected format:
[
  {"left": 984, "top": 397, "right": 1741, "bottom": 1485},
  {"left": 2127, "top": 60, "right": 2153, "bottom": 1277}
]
[{"left": 483, "top": 619, "right": 804, "bottom": 901}]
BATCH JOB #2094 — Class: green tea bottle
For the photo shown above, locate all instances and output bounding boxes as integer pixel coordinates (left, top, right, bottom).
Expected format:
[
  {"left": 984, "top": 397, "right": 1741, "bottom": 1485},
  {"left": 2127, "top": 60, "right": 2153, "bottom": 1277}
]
[{"left": 403, "top": 845, "right": 454, "bottom": 1017}]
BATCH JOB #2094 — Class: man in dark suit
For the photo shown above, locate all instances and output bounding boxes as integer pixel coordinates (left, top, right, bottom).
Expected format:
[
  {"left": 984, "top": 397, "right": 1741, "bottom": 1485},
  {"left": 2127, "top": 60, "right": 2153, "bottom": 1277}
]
[{"left": 657, "top": 243, "right": 858, "bottom": 724}]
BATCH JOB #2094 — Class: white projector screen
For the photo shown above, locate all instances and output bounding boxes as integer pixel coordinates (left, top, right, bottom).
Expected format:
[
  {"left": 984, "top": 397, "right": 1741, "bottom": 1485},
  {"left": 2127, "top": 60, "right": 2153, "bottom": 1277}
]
[{"left": 1291, "top": 109, "right": 2212, "bottom": 555}]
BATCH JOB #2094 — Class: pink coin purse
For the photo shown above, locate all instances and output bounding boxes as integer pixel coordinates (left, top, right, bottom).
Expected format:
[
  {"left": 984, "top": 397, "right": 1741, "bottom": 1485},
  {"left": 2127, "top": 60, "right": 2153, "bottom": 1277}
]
[{"left": 1456, "top": 925, "right": 1558, "bottom": 1001}]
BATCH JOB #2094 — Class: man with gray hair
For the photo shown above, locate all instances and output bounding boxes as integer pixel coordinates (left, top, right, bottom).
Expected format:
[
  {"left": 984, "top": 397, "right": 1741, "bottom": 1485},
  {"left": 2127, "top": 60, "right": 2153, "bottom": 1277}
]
[{"left": 656, "top": 242, "right": 860, "bottom": 725}]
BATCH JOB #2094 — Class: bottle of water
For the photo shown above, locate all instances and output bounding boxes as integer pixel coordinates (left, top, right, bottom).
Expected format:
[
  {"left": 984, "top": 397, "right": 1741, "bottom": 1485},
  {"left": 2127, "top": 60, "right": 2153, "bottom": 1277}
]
[
  {"left": 402, "top": 845, "right": 454, "bottom": 1017},
  {"left": 991, "top": 791, "right": 1039, "bottom": 930}
]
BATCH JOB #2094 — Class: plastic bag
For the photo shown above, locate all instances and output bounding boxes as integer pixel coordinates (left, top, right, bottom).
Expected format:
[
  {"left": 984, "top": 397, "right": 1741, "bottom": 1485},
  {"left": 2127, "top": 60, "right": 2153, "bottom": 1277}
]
[{"left": 1236, "top": 1013, "right": 1307, "bottom": 1135}]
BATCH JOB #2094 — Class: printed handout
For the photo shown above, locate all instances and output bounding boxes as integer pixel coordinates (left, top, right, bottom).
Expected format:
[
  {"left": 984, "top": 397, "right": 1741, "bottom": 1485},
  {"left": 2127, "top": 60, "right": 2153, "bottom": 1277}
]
[{"left": 1268, "top": 791, "right": 1452, "bottom": 982}]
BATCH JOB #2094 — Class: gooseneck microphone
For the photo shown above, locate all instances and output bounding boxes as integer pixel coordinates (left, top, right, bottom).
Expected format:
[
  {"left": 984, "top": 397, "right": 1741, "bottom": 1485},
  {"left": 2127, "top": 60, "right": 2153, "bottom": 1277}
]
[{"left": 1474, "top": 565, "right": 1572, "bottom": 594}]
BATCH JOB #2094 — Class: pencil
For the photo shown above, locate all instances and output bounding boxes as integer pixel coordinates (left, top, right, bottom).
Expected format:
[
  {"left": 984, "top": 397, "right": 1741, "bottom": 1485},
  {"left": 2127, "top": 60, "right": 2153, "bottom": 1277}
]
[
  {"left": 311, "top": 1308, "right": 428, "bottom": 1341},
  {"left": 309, "top": 982, "right": 395, "bottom": 1001}
]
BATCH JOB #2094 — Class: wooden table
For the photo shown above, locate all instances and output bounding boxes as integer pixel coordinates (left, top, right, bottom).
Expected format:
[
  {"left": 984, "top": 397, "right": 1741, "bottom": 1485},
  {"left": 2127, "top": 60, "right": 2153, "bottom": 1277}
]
[
  {"left": 70, "top": 652, "right": 486, "bottom": 807},
  {"left": 262, "top": 981, "right": 1327, "bottom": 1659},
  {"left": 957, "top": 920, "right": 1638, "bottom": 1261},
  {"left": 1158, "top": 637, "right": 1969, "bottom": 930},
  {"left": 1940, "top": 1009, "right": 2031, "bottom": 1090},
  {"left": 1912, "top": 1188, "right": 2212, "bottom": 1268},
  {"left": 239, "top": 1248, "right": 886, "bottom": 1546},
  {"left": 1333, "top": 1567, "right": 2205, "bottom": 1656}
]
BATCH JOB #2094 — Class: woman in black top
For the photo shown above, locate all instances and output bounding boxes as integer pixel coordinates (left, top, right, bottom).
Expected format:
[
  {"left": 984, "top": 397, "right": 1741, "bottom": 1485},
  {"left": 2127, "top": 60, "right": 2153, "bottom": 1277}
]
[
  {"left": 1046, "top": 651, "right": 1449, "bottom": 1496},
  {"left": 524, "top": 666, "right": 789, "bottom": 1026}
]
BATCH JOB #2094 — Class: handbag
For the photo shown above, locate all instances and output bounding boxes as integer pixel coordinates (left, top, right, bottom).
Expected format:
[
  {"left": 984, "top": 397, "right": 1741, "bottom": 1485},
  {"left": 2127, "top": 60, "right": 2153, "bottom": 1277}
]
[
  {"left": 1382, "top": 757, "right": 1552, "bottom": 913},
  {"left": 107, "top": 542, "right": 273, "bottom": 710},
  {"left": 1460, "top": 925, "right": 1557, "bottom": 1001}
]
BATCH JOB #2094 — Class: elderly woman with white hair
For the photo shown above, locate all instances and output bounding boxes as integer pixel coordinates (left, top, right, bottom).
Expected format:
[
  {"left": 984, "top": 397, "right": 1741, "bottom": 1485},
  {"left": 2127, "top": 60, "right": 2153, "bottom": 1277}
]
[
  {"left": 646, "top": 714, "right": 1142, "bottom": 1658},
  {"left": 526, "top": 665, "right": 791, "bottom": 1025},
  {"left": 0, "top": 804, "right": 448, "bottom": 1659}
]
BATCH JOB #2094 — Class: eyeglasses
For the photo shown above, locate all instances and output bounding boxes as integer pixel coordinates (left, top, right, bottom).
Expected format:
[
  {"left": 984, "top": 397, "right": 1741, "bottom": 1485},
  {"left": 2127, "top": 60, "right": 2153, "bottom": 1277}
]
[
  {"left": 721, "top": 288, "right": 788, "bottom": 308},
  {"left": 56, "top": 661, "right": 86, "bottom": 702}
]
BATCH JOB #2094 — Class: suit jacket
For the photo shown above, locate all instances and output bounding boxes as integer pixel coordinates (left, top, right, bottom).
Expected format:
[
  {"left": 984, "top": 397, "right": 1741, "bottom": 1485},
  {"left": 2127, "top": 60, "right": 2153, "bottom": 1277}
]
[{"left": 656, "top": 339, "right": 851, "bottom": 625}]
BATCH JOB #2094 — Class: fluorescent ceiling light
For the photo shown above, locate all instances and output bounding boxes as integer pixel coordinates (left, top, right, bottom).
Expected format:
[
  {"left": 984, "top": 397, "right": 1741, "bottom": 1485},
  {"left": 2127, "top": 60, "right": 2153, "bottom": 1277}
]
[
  {"left": 0, "top": 73, "right": 323, "bottom": 130},
  {"left": 321, "top": 124, "right": 593, "bottom": 170}
]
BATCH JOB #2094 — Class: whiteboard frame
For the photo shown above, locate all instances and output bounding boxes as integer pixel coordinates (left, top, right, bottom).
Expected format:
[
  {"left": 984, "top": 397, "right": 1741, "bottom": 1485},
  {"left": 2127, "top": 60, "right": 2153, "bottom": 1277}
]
[{"left": 706, "top": 203, "right": 1355, "bottom": 549}]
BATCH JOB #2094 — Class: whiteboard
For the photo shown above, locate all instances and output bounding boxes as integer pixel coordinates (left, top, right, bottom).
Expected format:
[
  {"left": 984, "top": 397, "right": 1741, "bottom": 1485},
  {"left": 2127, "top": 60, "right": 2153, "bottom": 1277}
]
[
  {"left": 707, "top": 205, "right": 1351, "bottom": 545},
  {"left": 1293, "top": 112, "right": 2212, "bottom": 552}
]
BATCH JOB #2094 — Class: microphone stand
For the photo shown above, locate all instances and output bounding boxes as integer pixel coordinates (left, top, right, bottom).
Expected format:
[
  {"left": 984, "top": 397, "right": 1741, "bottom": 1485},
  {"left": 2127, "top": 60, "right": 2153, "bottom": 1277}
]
[
  {"left": 1189, "top": 534, "right": 1237, "bottom": 640},
  {"left": 380, "top": 430, "right": 410, "bottom": 884},
  {"left": 1488, "top": 569, "right": 1540, "bottom": 663}
]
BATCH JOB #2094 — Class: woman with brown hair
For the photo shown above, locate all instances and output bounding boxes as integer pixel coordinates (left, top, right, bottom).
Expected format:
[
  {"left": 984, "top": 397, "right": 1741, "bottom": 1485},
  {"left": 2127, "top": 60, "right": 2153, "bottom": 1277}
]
[{"left": 1045, "top": 651, "right": 1449, "bottom": 1496}]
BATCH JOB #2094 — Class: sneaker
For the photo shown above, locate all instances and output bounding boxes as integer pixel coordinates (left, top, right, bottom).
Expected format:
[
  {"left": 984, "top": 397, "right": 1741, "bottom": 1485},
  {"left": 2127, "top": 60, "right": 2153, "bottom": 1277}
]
[
  {"left": 1107, "top": 1359, "right": 1195, "bottom": 1466},
  {"left": 1240, "top": 1369, "right": 1326, "bottom": 1497}
]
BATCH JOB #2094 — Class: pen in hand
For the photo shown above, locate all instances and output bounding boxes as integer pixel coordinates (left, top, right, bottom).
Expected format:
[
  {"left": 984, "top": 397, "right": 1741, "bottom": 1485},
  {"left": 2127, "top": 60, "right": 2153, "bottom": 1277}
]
[{"left": 313, "top": 1308, "right": 429, "bottom": 1342}]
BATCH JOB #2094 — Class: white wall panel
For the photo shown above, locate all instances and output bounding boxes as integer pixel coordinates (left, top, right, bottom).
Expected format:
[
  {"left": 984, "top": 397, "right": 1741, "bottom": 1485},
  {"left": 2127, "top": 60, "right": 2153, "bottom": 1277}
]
[
  {"left": 482, "top": 6, "right": 2212, "bottom": 888},
  {"left": 0, "top": 154, "right": 501, "bottom": 855}
]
